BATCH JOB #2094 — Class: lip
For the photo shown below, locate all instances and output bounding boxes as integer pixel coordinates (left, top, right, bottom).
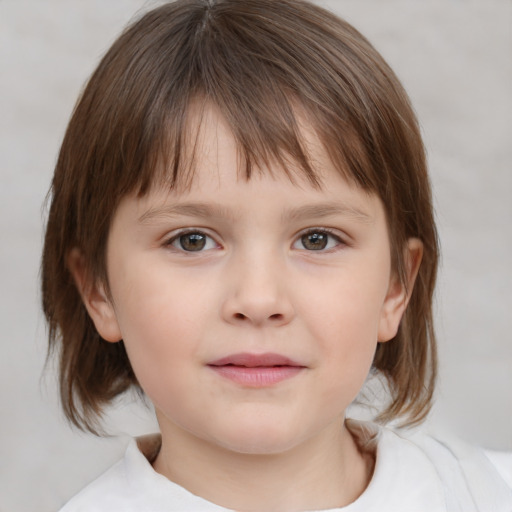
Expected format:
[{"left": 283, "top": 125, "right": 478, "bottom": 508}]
[{"left": 207, "top": 352, "right": 306, "bottom": 387}]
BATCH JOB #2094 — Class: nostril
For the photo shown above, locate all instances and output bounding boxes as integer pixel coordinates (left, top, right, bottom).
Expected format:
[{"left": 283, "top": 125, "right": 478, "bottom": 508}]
[
  {"left": 269, "top": 313, "right": 284, "bottom": 321},
  {"left": 234, "top": 313, "right": 246, "bottom": 320}
]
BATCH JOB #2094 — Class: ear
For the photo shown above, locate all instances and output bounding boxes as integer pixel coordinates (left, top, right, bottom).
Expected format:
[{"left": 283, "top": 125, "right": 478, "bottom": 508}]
[
  {"left": 378, "top": 238, "right": 423, "bottom": 342},
  {"left": 67, "top": 248, "right": 122, "bottom": 343}
]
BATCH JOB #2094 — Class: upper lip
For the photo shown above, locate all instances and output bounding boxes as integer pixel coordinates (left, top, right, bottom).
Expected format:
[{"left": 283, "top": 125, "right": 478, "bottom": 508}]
[{"left": 208, "top": 352, "right": 304, "bottom": 368}]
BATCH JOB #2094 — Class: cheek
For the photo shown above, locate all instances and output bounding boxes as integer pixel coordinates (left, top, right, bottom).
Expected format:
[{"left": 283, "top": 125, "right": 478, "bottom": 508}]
[
  {"left": 298, "top": 270, "right": 388, "bottom": 396},
  {"left": 301, "top": 271, "right": 387, "bottom": 346},
  {"left": 109, "top": 263, "right": 215, "bottom": 393}
]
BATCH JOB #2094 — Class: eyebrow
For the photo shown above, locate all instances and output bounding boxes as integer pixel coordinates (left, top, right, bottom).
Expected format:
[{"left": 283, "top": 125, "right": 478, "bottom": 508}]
[
  {"left": 138, "top": 201, "right": 373, "bottom": 224},
  {"left": 282, "top": 202, "right": 373, "bottom": 224},
  {"left": 138, "top": 202, "right": 237, "bottom": 224}
]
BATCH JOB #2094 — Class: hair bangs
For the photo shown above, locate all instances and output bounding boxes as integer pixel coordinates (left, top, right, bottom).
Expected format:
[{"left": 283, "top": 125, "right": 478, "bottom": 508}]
[{"left": 127, "top": 0, "right": 385, "bottom": 198}]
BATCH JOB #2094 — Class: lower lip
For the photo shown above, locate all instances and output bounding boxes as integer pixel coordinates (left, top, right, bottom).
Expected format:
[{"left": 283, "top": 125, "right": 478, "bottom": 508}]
[{"left": 208, "top": 365, "right": 303, "bottom": 387}]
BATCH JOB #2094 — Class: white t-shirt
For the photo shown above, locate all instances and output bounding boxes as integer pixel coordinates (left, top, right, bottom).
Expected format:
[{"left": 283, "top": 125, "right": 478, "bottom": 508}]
[{"left": 59, "top": 422, "right": 512, "bottom": 511}]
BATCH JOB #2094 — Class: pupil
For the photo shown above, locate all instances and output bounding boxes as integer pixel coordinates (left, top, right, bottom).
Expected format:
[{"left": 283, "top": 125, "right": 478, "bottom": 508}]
[
  {"left": 180, "top": 233, "right": 206, "bottom": 251},
  {"left": 302, "top": 232, "right": 327, "bottom": 250}
]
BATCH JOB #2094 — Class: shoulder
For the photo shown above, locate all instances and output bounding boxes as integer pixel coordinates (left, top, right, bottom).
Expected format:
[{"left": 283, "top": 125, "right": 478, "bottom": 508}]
[
  {"left": 345, "top": 420, "right": 512, "bottom": 511},
  {"left": 58, "top": 445, "right": 137, "bottom": 512},
  {"left": 382, "top": 423, "right": 512, "bottom": 511},
  {"left": 485, "top": 449, "right": 512, "bottom": 488},
  {"left": 58, "top": 435, "right": 228, "bottom": 512}
]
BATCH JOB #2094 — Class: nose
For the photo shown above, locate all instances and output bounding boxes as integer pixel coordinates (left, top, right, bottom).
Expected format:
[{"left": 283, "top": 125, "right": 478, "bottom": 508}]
[{"left": 221, "top": 254, "right": 295, "bottom": 327}]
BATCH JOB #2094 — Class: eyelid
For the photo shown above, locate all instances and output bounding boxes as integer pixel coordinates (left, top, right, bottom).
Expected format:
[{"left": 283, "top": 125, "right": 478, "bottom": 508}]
[
  {"left": 292, "top": 227, "right": 348, "bottom": 251},
  {"left": 161, "top": 226, "right": 349, "bottom": 252},
  {"left": 164, "top": 228, "right": 221, "bottom": 252}
]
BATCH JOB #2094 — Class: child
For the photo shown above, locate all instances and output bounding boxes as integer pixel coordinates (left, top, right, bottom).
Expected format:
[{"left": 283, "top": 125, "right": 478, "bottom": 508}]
[{"left": 41, "top": 0, "right": 512, "bottom": 510}]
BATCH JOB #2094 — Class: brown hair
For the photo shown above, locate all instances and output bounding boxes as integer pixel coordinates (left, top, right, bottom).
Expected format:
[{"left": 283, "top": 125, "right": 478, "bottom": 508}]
[{"left": 42, "top": 0, "right": 438, "bottom": 433}]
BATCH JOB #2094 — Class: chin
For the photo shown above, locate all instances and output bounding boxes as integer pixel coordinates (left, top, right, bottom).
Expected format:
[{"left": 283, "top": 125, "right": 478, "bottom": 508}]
[{"left": 209, "top": 418, "right": 308, "bottom": 456}]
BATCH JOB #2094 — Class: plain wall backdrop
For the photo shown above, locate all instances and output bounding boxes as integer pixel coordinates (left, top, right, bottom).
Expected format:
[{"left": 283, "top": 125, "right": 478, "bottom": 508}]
[{"left": 1, "top": 1, "right": 511, "bottom": 511}]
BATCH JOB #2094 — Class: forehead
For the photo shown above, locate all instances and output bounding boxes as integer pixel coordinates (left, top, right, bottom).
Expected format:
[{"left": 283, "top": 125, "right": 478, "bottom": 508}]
[
  {"left": 133, "top": 102, "right": 381, "bottom": 225},
  {"left": 151, "top": 100, "right": 360, "bottom": 195}
]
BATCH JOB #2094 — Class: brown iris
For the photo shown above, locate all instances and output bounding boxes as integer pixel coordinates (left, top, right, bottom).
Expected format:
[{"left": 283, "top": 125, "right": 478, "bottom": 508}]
[
  {"left": 301, "top": 232, "right": 328, "bottom": 250},
  {"left": 179, "top": 233, "right": 207, "bottom": 251}
]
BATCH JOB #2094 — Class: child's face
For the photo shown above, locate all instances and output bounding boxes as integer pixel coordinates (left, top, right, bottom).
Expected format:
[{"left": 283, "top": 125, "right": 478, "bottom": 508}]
[{"left": 84, "top": 104, "right": 412, "bottom": 455}]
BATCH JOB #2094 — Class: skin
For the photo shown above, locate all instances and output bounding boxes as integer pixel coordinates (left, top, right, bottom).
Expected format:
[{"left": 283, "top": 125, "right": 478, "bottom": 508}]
[{"left": 71, "top": 104, "right": 422, "bottom": 511}]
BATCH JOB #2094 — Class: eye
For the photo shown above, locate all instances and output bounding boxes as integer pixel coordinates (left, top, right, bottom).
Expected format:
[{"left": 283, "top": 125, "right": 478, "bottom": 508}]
[
  {"left": 167, "top": 231, "right": 218, "bottom": 252},
  {"left": 293, "top": 229, "right": 343, "bottom": 251}
]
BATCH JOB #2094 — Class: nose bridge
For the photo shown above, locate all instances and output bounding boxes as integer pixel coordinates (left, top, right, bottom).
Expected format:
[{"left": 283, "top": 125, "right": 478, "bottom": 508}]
[{"left": 222, "top": 245, "right": 294, "bottom": 326}]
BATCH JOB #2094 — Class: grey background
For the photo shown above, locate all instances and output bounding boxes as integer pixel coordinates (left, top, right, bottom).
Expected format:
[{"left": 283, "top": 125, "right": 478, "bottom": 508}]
[{"left": 1, "top": 1, "right": 511, "bottom": 511}]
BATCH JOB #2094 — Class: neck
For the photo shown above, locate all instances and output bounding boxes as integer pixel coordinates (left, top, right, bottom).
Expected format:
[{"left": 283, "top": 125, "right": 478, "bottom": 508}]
[{"left": 152, "top": 418, "right": 373, "bottom": 511}]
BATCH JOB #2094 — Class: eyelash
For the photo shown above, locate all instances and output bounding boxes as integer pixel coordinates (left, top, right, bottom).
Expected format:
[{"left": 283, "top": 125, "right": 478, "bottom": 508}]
[
  {"left": 164, "top": 229, "right": 219, "bottom": 253},
  {"left": 293, "top": 228, "right": 346, "bottom": 252},
  {"left": 164, "top": 228, "right": 346, "bottom": 254}
]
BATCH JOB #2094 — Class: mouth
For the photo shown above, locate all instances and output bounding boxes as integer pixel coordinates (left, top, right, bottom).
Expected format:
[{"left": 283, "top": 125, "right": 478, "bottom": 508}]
[{"left": 207, "top": 353, "right": 306, "bottom": 387}]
